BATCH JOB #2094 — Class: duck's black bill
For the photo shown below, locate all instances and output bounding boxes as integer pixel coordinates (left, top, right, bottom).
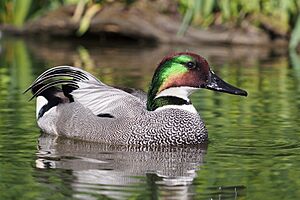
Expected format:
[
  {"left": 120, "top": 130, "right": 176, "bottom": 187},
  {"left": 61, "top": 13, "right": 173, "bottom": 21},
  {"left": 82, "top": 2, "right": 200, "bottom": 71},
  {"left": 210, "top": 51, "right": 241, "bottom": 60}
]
[{"left": 203, "top": 70, "right": 248, "bottom": 96}]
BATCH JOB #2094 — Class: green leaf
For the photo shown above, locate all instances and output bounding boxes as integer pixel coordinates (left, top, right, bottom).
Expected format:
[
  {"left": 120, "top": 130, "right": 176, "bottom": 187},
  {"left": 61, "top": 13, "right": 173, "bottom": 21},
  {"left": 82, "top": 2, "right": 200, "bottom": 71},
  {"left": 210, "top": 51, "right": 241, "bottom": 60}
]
[
  {"left": 13, "top": 0, "right": 32, "bottom": 27},
  {"left": 289, "top": 14, "right": 300, "bottom": 50}
]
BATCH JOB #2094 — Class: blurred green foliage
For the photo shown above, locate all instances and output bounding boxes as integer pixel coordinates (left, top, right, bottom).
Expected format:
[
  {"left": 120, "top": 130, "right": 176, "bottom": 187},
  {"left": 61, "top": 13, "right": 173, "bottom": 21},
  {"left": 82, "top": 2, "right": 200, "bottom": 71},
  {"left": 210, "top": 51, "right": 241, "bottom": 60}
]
[
  {"left": 1, "top": 0, "right": 58, "bottom": 27},
  {"left": 1, "top": 0, "right": 300, "bottom": 48},
  {"left": 178, "top": 0, "right": 300, "bottom": 48},
  {"left": 178, "top": 0, "right": 299, "bottom": 28}
]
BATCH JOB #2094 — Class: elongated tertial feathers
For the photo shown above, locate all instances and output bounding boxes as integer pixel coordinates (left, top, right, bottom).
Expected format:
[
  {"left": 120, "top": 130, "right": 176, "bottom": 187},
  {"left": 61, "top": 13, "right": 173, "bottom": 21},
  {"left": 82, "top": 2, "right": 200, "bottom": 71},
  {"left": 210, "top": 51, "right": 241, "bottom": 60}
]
[
  {"left": 24, "top": 66, "right": 103, "bottom": 101},
  {"left": 26, "top": 65, "right": 146, "bottom": 119}
]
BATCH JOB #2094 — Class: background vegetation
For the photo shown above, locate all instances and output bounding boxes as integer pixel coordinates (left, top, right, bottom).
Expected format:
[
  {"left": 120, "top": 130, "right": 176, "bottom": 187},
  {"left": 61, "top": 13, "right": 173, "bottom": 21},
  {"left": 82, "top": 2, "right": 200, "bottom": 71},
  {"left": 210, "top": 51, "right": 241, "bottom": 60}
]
[{"left": 1, "top": 0, "right": 300, "bottom": 49}]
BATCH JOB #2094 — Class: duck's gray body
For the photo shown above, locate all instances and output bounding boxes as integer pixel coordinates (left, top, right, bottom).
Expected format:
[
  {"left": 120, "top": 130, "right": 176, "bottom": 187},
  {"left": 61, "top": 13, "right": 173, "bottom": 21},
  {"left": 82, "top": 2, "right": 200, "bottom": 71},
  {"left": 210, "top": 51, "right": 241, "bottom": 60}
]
[
  {"left": 30, "top": 66, "right": 207, "bottom": 145},
  {"left": 40, "top": 102, "right": 207, "bottom": 145}
]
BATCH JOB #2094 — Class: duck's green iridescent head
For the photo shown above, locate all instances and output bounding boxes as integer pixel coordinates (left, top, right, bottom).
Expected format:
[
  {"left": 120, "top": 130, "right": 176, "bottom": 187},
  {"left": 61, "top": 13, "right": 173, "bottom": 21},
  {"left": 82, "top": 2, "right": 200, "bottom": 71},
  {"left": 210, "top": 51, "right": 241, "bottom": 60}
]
[{"left": 147, "top": 52, "right": 247, "bottom": 111}]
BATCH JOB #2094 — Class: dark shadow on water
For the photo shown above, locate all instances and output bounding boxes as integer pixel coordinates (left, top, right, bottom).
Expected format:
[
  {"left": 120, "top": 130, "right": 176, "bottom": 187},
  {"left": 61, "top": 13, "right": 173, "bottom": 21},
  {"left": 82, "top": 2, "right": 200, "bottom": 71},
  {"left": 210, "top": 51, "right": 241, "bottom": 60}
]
[{"left": 24, "top": 36, "right": 286, "bottom": 66}]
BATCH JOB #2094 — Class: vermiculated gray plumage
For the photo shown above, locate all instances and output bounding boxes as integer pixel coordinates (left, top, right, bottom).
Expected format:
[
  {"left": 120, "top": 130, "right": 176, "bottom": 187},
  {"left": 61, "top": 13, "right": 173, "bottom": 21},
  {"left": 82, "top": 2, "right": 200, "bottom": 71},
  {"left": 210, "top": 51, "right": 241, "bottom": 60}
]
[{"left": 44, "top": 102, "right": 207, "bottom": 145}]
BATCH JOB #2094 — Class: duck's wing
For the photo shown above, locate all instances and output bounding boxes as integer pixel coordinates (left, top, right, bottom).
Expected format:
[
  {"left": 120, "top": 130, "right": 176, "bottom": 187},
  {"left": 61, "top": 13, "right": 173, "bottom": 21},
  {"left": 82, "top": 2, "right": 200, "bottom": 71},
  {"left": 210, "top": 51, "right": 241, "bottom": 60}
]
[
  {"left": 25, "top": 66, "right": 146, "bottom": 118},
  {"left": 114, "top": 86, "right": 147, "bottom": 106}
]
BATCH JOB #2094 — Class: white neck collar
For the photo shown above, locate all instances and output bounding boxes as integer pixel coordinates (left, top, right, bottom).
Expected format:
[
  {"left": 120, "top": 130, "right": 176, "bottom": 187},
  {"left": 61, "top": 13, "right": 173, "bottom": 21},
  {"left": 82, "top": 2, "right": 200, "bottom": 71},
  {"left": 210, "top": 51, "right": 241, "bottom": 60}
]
[{"left": 155, "top": 86, "right": 198, "bottom": 102}]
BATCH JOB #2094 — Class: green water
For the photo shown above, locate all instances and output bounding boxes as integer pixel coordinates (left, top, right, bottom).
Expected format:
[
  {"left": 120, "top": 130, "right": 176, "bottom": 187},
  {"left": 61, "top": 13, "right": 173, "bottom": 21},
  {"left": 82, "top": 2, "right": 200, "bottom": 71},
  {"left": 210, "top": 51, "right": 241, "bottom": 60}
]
[{"left": 0, "top": 36, "right": 300, "bottom": 200}]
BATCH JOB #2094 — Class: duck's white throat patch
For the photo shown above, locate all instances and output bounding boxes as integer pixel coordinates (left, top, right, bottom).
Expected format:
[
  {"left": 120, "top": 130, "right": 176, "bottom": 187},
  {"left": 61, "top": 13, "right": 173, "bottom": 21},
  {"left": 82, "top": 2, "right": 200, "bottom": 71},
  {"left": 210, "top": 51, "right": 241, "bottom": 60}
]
[
  {"left": 155, "top": 86, "right": 198, "bottom": 102},
  {"left": 155, "top": 104, "right": 198, "bottom": 114}
]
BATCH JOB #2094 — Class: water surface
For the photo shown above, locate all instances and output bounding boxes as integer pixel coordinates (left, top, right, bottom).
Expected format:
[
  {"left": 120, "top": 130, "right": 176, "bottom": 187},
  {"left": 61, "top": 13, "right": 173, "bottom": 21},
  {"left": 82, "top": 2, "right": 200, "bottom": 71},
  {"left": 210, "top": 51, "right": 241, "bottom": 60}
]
[{"left": 0, "top": 36, "right": 300, "bottom": 200}]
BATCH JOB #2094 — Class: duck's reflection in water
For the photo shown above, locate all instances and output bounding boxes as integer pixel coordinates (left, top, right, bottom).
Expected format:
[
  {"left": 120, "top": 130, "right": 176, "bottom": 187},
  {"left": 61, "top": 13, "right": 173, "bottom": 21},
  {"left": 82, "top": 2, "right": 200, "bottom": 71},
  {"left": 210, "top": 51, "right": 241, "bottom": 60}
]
[{"left": 36, "top": 133, "right": 207, "bottom": 199}]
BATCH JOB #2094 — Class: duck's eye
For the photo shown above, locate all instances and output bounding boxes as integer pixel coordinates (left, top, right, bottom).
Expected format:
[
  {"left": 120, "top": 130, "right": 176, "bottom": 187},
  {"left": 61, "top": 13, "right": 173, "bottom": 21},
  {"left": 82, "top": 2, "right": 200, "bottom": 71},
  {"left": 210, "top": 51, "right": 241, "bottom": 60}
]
[{"left": 186, "top": 61, "right": 196, "bottom": 69}]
